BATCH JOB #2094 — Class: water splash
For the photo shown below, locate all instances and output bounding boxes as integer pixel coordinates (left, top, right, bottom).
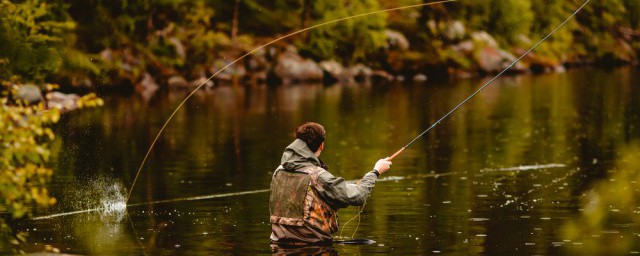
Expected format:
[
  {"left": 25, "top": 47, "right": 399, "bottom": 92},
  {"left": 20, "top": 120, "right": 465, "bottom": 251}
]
[{"left": 33, "top": 176, "right": 127, "bottom": 221}]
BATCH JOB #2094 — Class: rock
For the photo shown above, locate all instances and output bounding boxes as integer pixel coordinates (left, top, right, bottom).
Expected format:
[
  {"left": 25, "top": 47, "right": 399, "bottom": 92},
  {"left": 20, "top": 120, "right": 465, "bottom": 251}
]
[
  {"left": 349, "top": 64, "right": 373, "bottom": 82},
  {"left": 167, "top": 37, "right": 186, "bottom": 60},
  {"left": 413, "top": 74, "right": 428, "bottom": 82},
  {"left": 274, "top": 46, "right": 323, "bottom": 83},
  {"left": 247, "top": 48, "right": 269, "bottom": 71},
  {"left": 211, "top": 59, "right": 247, "bottom": 81},
  {"left": 253, "top": 71, "right": 268, "bottom": 82},
  {"left": 426, "top": 20, "right": 438, "bottom": 34},
  {"left": 46, "top": 92, "right": 80, "bottom": 112},
  {"left": 136, "top": 72, "right": 159, "bottom": 100},
  {"left": 120, "top": 63, "right": 133, "bottom": 73},
  {"left": 523, "top": 51, "right": 561, "bottom": 74},
  {"left": 385, "top": 30, "right": 410, "bottom": 50},
  {"left": 471, "top": 31, "right": 498, "bottom": 48},
  {"left": 554, "top": 65, "right": 566, "bottom": 73},
  {"left": 444, "top": 20, "right": 465, "bottom": 41},
  {"left": 191, "top": 76, "right": 214, "bottom": 88},
  {"left": 99, "top": 48, "right": 113, "bottom": 61},
  {"left": 451, "top": 69, "right": 474, "bottom": 79},
  {"left": 372, "top": 70, "right": 394, "bottom": 82},
  {"left": 451, "top": 40, "right": 474, "bottom": 54},
  {"left": 167, "top": 75, "right": 188, "bottom": 88},
  {"left": 16, "top": 84, "right": 42, "bottom": 104},
  {"left": 474, "top": 45, "right": 525, "bottom": 73},
  {"left": 319, "top": 60, "right": 344, "bottom": 83}
]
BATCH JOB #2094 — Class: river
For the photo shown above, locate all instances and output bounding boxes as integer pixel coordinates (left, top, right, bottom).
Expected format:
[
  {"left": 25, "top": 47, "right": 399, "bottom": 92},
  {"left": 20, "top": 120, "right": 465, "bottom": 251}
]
[{"left": 20, "top": 67, "right": 640, "bottom": 255}]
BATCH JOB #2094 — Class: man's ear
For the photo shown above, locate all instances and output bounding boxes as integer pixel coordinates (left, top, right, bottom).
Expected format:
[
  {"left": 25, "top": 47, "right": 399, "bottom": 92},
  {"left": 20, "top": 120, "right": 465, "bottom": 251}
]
[{"left": 319, "top": 142, "right": 325, "bottom": 151}]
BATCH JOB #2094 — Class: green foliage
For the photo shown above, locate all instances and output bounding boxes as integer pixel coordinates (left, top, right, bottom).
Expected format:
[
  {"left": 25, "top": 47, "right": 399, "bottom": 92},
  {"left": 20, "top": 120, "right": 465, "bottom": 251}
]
[
  {"left": 487, "top": 0, "right": 533, "bottom": 46},
  {"left": 0, "top": 97, "right": 59, "bottom": 252},
  {"left": 2, "top": 0, "right": 640, "bottom": 85},
  {"left": 299, "top": 0, "right": 387, "bottom": 64},
  {"left": 0, "top": 0, "right": 99, "bottom": 84},
  {"left": 529, "top": 1, "right": 574, "bottom": 62}
]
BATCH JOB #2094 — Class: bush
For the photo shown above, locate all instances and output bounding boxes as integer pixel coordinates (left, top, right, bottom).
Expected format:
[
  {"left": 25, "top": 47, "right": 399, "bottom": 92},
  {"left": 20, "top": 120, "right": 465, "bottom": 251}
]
[{"left": 0, "top": 96, "right": 59, "bottom": 253}]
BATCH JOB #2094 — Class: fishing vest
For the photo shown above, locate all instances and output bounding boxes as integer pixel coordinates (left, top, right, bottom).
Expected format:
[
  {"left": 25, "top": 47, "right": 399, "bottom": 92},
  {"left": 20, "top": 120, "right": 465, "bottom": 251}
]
[{"left": 269, "top": 166, "right": 339, "bottom": 234}]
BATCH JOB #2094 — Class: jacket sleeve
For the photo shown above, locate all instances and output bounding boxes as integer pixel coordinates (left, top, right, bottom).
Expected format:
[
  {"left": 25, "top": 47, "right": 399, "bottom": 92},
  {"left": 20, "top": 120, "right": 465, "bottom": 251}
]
[{"left": 316, "top": 171, "right": 378, "bottom": 209}]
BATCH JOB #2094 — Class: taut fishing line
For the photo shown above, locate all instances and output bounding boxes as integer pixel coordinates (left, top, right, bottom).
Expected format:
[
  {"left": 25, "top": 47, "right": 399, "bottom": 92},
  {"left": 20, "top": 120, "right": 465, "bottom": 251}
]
[
  {"left": 126, "top": 0, "right": 458, "bottom": 203},
  {"left": 117, "top": 0, "right": 589, "bottom": 245},
  {"left": 339, "top": 0, "right": 591, "bottom": 238}
]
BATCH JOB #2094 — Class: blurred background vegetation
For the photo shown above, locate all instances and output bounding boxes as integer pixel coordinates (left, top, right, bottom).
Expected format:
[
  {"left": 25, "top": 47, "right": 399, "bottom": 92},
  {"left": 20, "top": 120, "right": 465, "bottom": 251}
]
[
  {"left": 562, "top": 143, "right": 640, "bottom": 255},
  {"left": 0, "top": 0, "right": 638, "bottom": 90}
]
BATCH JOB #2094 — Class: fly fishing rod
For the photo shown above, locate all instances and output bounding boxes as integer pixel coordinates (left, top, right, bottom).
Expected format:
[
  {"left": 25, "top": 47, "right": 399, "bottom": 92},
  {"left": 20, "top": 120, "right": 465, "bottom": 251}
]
[
  {"left": 387, "top": 0, "right": 591, "bottom": 161},
  {"left": 125, "top": 0, "right": 458, "bottom": 203}
]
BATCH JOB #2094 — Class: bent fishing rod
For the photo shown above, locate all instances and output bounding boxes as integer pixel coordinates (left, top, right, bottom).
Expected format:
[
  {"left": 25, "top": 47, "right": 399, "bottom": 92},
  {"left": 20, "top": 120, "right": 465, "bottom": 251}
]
[
  {"left": 126, "top": 0, "right": 459, "bottom": 203},
  {"left": 387, "top": 0, "right": 590, "bottom": 161}
]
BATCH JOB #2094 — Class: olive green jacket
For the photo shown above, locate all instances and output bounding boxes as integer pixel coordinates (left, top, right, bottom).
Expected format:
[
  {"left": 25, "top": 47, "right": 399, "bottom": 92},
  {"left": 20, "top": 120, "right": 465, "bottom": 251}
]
[{"left": 280, "top": 139, "right": 378, "bottom": 209}]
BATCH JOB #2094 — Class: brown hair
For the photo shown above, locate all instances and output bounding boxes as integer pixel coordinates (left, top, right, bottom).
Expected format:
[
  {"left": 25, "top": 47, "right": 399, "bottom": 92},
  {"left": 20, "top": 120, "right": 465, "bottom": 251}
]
[{"left": 296, "top": 122, "right": 326, "bottom": 152}]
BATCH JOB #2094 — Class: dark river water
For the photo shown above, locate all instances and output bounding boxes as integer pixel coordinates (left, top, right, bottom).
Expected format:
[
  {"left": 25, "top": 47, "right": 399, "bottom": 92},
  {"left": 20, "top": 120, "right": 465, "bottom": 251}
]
[{"left": 20, "top": 67, "right": 640, "bottom": 255}]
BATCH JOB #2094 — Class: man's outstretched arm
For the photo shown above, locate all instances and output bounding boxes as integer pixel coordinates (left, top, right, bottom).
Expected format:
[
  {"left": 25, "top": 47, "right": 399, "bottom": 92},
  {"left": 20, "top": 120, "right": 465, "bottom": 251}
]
[{"left": 316, "top": 158, "right": 392, "bottom": 208}]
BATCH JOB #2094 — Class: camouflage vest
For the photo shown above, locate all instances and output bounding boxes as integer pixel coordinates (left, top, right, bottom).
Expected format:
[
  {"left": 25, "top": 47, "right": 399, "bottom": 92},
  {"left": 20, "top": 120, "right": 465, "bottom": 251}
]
[{"left": 269, "top": 165, "right": 339, "bottom": 234}]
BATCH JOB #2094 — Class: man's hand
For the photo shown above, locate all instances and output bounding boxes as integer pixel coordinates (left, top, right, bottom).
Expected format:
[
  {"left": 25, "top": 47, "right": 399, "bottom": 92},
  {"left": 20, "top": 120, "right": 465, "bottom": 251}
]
[{"left": 374, "top": 158, "right": 392, "bottom": 175}]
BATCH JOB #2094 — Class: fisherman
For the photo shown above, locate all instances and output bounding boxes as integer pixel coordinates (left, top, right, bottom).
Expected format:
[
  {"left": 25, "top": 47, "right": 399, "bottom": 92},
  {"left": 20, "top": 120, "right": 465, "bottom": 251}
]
[{"left": 269, "top": 122, "right": 392, "bottom": 246}]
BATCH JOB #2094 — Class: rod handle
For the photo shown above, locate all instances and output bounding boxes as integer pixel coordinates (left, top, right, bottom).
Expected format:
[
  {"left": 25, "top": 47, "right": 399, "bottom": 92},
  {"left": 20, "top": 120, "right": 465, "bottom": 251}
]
[{"left": 388, "top": 147, "right": 405, "bottom": 161}]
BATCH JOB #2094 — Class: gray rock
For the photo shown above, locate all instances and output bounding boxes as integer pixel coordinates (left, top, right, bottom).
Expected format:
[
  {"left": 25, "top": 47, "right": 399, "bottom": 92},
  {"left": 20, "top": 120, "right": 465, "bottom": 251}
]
[
  {"left": 474, "top": 45, "right": 525, "bottom": 73},
  {"left": 444, "top": 21, "right": 466, "bottom": 41},
  {"left": 319, "top": 60, "right": 344, "bottom": 81},
  {"left": 274, "top": 46, "right": 323, "bottom": 83},
  {"left": 451, "top": 40, "right": 474, "bottom": 53},
  {"left": 413, "top": 74, "right": 428, "bottom": 82},
  {"left": 385, "top": 30, "right": 410, "bottom": 50},
  {"left": 136, "top": 72, "right": 159, "bottom": 100},
  {"left": 471, "top": 31, "right": 498, "bottom": 48},
  {"left": 99, "top": 48, "right": 113, "bottom": 61},
  {"left": 16, "top": 84, "right": 42, "bottom": 104},
  {"left": 191, "top": 76, "right": 214, "bottom": 88},
  {"left": 168, "top": 75, "right": 188, "bottom": 88},
  {"left": 554, "top": 65, "right": 566, "bottom": 73},
  {"left": 46, "top": 92, "right": 79, "bottom": 112},
  {"left": 349, "top": 64, "right": 373, "bottom": 79},
  {"left": 211, "top": 59, "right": 247, "bottom": 81},
  {"left": 372, "top": 70, "right": 394, "bottom": 81},
  {"left": 167, "top": 37, "right": 186, "bottom": 60}
]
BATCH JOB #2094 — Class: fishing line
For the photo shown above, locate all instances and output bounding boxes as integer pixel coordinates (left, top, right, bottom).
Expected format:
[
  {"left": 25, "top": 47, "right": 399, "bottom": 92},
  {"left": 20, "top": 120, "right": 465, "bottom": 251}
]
[
  {"left": 386, "top": 0, "right": 591, "bottom": 161},
  {"left": 126, "top": 0, "right": 458, "bottom": 204},
  {"left": 32, "top": 163, "right": 565, "bottom": 220},
  {"left": 346, "top": 0, "right": 590, "bottom": 238}
]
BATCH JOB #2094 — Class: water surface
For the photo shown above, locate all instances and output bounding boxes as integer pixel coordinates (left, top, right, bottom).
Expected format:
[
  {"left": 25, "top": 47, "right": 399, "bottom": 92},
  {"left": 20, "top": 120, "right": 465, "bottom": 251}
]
[{"left": 22, "top": 67, "right": 640, "bottom": 255}]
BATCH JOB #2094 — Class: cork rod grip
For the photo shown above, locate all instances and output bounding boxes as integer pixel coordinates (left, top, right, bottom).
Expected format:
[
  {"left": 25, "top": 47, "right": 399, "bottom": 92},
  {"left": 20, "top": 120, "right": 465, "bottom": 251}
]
[{"left": 388, "top": 147, "right": 405, "bottom": 161}]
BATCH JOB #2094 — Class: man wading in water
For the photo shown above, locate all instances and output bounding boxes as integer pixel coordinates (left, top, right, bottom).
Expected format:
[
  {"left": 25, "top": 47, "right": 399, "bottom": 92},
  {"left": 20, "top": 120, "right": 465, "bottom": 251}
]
[{"left": 269, "top": 122, "right": 392, "bottom": 248}]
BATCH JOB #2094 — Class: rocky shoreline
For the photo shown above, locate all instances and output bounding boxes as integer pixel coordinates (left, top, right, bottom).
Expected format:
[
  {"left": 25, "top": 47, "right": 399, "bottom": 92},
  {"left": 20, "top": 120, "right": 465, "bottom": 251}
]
[{"left": 106, "top": 29, "right": 637, "bottom": 98}]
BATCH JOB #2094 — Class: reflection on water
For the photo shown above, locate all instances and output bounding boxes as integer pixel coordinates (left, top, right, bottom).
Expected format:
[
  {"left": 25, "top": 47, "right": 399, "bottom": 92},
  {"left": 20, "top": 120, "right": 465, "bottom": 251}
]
[{"left": 19, "top": 67, "right": 640, "bottom": 254}]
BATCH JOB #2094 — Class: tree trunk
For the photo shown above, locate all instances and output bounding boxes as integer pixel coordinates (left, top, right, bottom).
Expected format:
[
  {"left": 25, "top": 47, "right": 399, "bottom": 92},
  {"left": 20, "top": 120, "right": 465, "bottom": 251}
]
[
  {"left": 231, "top": 0, "right": 240, "bottom": 42},
  {"left": 301, "top": 0, "right": 311, "bottom": 42}
]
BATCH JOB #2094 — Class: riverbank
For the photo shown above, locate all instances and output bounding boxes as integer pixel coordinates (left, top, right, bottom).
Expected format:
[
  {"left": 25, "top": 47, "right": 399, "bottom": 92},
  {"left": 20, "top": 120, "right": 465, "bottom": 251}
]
[{"left": 92, "top": 22, "right": 640, "bottom": 97}]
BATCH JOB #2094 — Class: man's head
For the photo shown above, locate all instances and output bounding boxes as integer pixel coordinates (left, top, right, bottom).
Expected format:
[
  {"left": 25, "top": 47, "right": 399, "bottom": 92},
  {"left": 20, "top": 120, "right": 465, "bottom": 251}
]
[{"left": 296, "top": 122, "right": 325, "bottom": 155}]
